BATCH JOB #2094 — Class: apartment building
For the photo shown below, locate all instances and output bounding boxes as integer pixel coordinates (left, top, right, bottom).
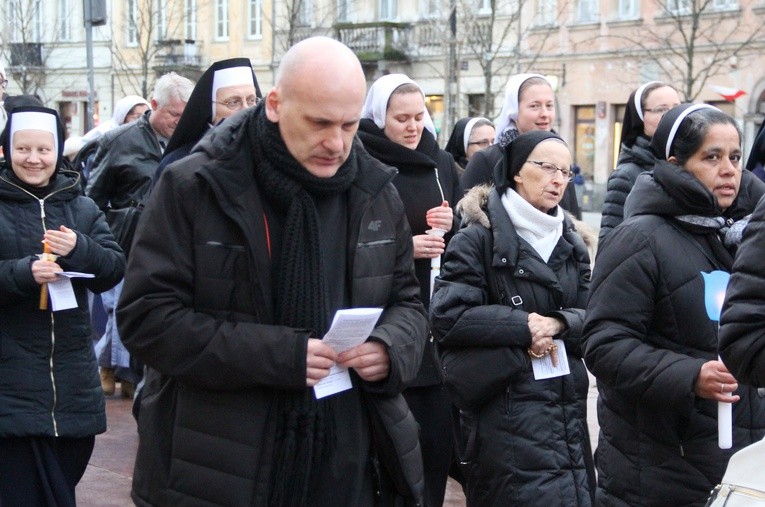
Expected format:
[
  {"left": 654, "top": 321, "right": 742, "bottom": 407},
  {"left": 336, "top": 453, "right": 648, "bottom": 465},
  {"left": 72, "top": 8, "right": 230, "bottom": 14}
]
[{"left": 3, "top": 0, "right": 764, "bottom": 208}]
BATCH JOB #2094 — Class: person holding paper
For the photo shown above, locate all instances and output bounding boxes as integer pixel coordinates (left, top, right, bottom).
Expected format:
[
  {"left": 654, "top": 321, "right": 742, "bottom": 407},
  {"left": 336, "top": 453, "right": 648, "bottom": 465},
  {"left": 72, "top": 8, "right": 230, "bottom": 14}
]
[
  {"left": 357, "top": 73, "right": 462, "bottom": 507},
  {"left": 583, "top": 104, "right": 765, "bottom": 506},
  {"left": 117, "top": 37, "right": 427, "bottom": 506},
  {"left": 430, "top": 130, "right": 595, "bottom": 506},
  {"left": 0, "top": 106, "right": 125, "bottom": 505}
]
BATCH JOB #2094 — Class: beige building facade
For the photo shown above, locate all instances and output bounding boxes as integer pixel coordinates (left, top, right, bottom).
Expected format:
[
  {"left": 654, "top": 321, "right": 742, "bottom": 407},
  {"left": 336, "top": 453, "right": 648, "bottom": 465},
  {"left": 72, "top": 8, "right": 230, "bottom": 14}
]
[{"left": 3, "top": 0, "right": 765, "bottom": 208}]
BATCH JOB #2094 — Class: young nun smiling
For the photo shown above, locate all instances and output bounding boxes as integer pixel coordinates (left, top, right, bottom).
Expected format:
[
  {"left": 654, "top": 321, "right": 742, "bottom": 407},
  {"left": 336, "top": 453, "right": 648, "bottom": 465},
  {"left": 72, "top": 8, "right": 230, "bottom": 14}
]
[{"left": 0, "top": 106, "right": 124, "bottom": 506}]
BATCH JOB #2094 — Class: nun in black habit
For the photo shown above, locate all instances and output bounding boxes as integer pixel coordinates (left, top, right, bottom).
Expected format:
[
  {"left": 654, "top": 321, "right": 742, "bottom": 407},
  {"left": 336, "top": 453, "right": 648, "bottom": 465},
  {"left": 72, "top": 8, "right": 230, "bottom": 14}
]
[
  {"left": 444, "top": 116, "right": 495, "bottom": 170},
  {"left": 154, "top": 58, "right": 261, "bottom": 181}
]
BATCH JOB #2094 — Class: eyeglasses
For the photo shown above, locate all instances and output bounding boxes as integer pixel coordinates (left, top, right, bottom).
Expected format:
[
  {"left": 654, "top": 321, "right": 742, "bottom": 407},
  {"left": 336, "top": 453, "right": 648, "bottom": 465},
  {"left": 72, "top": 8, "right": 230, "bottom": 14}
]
[
  {"left": 212, "top": 96, "right": 259, "bottom": 111},
  {"left": 526, "top": 160, "right": 573, "bottom": 182},
  {"left": 468, "top": 139, "right": 493, "bottom": 148},
  {"left": 644, "top": 106, "right": 671, "bottom": 115},
  {"left": 0, "top": 79, "right": 8, "bottom": 88}
]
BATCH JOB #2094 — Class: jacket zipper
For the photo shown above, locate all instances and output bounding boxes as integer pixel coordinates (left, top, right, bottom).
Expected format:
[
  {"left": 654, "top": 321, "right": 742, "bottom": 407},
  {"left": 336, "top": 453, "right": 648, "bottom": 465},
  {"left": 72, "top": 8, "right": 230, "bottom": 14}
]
[{"left": 37, "top": 197, "right": 60, "bottom": 436}]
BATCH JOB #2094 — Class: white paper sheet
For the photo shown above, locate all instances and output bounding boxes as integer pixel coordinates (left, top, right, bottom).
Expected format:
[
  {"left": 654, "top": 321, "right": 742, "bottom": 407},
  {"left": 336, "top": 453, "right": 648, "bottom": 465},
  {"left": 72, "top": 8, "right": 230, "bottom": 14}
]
[
  {"left": 47, "top": 272, "right": 95, "bottom": 312},
  {"left": 530, "top": 339, "right": 571, "bottom": 380},
  {"left": 313, "top": 308, "right": 383, "bottom": 399}
]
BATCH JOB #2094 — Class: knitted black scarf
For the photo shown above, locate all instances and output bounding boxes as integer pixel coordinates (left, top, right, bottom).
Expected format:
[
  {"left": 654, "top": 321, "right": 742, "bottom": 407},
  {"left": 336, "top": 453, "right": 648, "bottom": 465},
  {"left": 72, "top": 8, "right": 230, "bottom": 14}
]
[{"left": 249, "top": 105, "right": 358, "bottom": 506}]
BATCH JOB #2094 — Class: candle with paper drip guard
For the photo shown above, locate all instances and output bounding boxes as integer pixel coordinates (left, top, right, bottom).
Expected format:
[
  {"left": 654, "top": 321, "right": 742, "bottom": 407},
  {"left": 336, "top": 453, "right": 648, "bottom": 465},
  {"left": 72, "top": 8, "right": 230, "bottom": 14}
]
[
  {"left": 702, "top": 270, "right": 732, "bottom": 450},
  {"left": 37, "top": 242, "right": 59, "bottom": 310},
  {"left": 426, "top": 228, "right": 447, "bottom": 297}
]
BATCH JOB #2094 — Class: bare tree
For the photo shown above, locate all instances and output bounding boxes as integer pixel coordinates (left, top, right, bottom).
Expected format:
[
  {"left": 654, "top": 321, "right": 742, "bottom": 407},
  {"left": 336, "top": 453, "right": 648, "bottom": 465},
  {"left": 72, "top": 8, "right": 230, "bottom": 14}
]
[
  {"left": 267, "top": 0, "right": 335, "bottom": 64},
  {"left": 405, "top": 0, "right": 561, "bottom": 137},
  {"left": 0, "top": 0, "right": 64, "bottom": 96},
  {"left": 109, "top": 0, "right": 194, "bottom": 98},
  {"left": 588, "top": 0, "right": 765, "bottom": 101}
]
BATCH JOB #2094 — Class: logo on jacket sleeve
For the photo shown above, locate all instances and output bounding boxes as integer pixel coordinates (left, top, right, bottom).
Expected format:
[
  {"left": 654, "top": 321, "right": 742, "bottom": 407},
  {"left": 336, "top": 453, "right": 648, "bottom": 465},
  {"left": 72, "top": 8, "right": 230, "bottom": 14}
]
[{"left": 368, "top": 220, "right": 382, "bottom": 232}]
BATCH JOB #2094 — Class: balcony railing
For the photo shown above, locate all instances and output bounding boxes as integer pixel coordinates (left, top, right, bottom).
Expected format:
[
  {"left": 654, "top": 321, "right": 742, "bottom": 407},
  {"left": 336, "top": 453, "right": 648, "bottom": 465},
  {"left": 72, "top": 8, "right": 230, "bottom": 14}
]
[
  {"left": 155, "top": 39, "right": 202, "bottom": 68},
  {"left": 10, "top": 42, "right": 43, "bottom": 68},
  {"left": 335, "top": 22, "right": 411, "bottom": 62}
]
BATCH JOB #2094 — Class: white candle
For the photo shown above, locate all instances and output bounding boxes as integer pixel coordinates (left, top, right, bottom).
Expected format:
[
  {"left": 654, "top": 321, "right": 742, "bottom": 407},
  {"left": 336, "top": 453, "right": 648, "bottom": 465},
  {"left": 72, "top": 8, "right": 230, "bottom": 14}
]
[
  {"left": 718, "top": 353, "right": 733, "bottom": 449},
  {"left": 426, "top": 228, "right": 447, "bottom": 297}
]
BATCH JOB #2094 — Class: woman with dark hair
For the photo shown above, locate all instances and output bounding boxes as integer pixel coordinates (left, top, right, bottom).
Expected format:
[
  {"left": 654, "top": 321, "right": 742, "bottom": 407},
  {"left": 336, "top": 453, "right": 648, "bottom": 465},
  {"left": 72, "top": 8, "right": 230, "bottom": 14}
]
[
  {"left": 583, "top": 104, "right": 765, "bottom": 506},
  {"left": 0, "top": 106, "right": 124, "bottom": 505},
  {"left": 598, "top": 81, "right": 681, "bottom": 245},
  {"left": 444, "top": 117, "right": 495, "bottom": 170},
  {"left": 431, "top": 130, "right": 595, "bottom": 506},
  {"left": 358, "top": 73, "right": 461, "bottom": 507},
  {"left": 460, "top": 73, "right": 581, "bottom": 218}
]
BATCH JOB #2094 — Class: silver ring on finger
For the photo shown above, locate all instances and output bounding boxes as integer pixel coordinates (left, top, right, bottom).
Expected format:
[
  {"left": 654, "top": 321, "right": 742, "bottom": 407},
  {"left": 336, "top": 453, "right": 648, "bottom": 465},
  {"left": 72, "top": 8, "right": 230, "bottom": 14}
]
[{"left": 720, "top": 383, "right": 725, "bottom": 393}]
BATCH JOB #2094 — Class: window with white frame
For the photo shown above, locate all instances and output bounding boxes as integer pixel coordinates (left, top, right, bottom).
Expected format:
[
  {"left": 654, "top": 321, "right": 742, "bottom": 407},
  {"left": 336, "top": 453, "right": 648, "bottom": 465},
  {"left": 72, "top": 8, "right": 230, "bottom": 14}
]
[
  {"left": 126, "top": 0, "right": 138, "bottom": 46},
  {"left": 712, "top": 0, "right": 738, "bottom": 10},
  {"left": 58, "top": 0, "right": 71, "bottom": 40},
  {"left": 337, "top": 0, "right": 352, "bottom": 21},
  {"left": 577, "top": 0, "right": 598, "bottom": 22},
  {"left": 617, "top": 0, "right": 639, "bottom": 19},
  {"left": 156, "top": 0, "right": 167, "bottom": 41},
  {"left": 9, "top": 0, "right": 43, "bottom": 42},
  {"left": 248, "top": 0, "right": 262, "bottom": 37},
  {"left": 379, "top": 0, "right": 396, "bottom": 20},
  {"left": 666, "top": 0, "right": 691, "bottom": 14},
  {"left": 215, "top": 0, "right": 229, "bottom": 39},
  {"left": 297, "top": 0, "right": 313, "bottom": 26},
  {"left": 478, "top": 0, "right": 491, "bottom": 15},
  {"left": 185, "top": 0, "right": 196, "bottom": 40},
  {"left": 536, "top": 0, "right": 556, "bottom": 25},
  {"left": 420, "top": 0, "right": 438, "bottom": 18}
]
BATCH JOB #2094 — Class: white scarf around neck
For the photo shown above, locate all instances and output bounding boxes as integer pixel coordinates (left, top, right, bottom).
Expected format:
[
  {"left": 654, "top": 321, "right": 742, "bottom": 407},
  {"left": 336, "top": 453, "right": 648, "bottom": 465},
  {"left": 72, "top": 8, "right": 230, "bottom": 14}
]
[{"left": 501, "top": 188, "right": 564, "bottom": 262}]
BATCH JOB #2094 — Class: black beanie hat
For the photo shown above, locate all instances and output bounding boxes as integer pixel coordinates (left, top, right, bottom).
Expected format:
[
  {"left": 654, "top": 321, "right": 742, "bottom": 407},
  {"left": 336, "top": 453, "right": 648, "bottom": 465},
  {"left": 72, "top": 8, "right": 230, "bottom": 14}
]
[
  {"left": 649, "top": 103, "right": 717, "bottom": 160},
  {"left": 495, "top": 130, "right": 565, "bottom": 192}
]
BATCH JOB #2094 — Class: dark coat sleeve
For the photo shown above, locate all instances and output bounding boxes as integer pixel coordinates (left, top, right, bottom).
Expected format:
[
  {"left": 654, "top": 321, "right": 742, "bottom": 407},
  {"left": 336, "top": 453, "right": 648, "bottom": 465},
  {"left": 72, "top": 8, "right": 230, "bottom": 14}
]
[
  {"left": 719, "top": 195, "right": 765, "bottom": 386},
  {"left": 583, "top": 222, "right": 705, "bottom": 413},
  {"left": 58, "top": 198, "right": 125, "bottom": 293}
]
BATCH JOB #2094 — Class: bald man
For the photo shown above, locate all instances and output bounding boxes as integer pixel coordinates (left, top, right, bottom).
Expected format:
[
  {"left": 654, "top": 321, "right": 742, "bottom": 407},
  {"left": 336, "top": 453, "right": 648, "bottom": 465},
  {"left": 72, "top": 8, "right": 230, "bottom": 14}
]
[{"left": 117, "top": 37, "right": 426, "bottom": 506}]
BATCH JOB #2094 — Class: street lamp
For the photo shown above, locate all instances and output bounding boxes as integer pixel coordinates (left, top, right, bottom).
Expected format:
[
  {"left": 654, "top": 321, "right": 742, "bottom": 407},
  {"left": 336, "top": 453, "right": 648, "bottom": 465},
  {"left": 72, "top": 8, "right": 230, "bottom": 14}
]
[{"left": 83, "top": 0, "right": 106, "bottom": 133}]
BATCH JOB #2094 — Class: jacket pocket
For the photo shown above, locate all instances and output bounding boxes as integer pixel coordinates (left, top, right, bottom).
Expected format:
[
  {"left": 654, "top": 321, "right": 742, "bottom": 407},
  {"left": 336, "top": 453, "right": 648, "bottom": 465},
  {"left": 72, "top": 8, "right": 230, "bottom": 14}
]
[{"left": 194, "top": 242, "right": 253, "bottom": 314}]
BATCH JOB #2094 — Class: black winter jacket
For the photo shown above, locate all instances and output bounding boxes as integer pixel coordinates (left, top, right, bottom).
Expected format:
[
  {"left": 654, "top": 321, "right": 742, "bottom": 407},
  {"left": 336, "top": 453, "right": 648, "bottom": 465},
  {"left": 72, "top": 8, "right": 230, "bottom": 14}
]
[
  {"left": 584, "top": 163, "right": 765, "bottom": 507},
  {"left": 0, "top": 168, "right": 125, "bottom": 438},
  {"left": 598, "top": 136, "right": 656, "bottom": 245},
  {"left": 117, "top": 111, "right": 427, "bottom": 507},
  {"left": 430, "top": 185, "right": 594, "bottom": 506},
  {"left": 719, "top": 194, "right": 765, "bottom": 386},
  {"left": 86, "top": 111, "right": 163, "bottom": 210}
]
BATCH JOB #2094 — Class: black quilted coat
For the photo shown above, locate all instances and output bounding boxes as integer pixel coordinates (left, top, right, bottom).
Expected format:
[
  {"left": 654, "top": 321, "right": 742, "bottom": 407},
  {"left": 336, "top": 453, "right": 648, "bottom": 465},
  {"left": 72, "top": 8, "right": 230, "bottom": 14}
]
[
  {"left": 0, "top": 168, "right": 124, "bottom": 438},
  {"left": 584, "top": 163, "right": 765, "bottom": 507},
  {"left": 430, "top": 185, "right": 595, "bottom": 506}
]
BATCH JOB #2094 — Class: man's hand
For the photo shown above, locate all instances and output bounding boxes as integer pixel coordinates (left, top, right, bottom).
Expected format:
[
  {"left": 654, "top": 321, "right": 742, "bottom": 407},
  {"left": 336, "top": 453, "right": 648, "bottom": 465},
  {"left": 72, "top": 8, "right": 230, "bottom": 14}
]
[
  {"left": 306, "top": 338, "right": 337, "bottom": 387},
  {"left": 337, "top": 341, "right": 390, "bottom": 382}
]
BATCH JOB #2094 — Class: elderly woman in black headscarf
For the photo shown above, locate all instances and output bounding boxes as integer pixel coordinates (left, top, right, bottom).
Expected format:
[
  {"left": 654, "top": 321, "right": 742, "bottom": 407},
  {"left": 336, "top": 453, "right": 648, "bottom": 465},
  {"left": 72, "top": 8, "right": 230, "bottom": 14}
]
[
  {"left": 154, "top": 58, "right": 261, "bottom": 180},
  {"left": 598, "top": 81, "right": 681, "bottom": 245},
  {"left": 430, "top": 130, "right": 595, "bottom": 506},
  {"left": 444, "top": 117, "right": 495, "bottom": 170},
  {"left": 0, "top": 106, "right": 124, "bottom": 506},
  {"left": 583, "top": 104, "right": 765, "bottom": 506}
]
